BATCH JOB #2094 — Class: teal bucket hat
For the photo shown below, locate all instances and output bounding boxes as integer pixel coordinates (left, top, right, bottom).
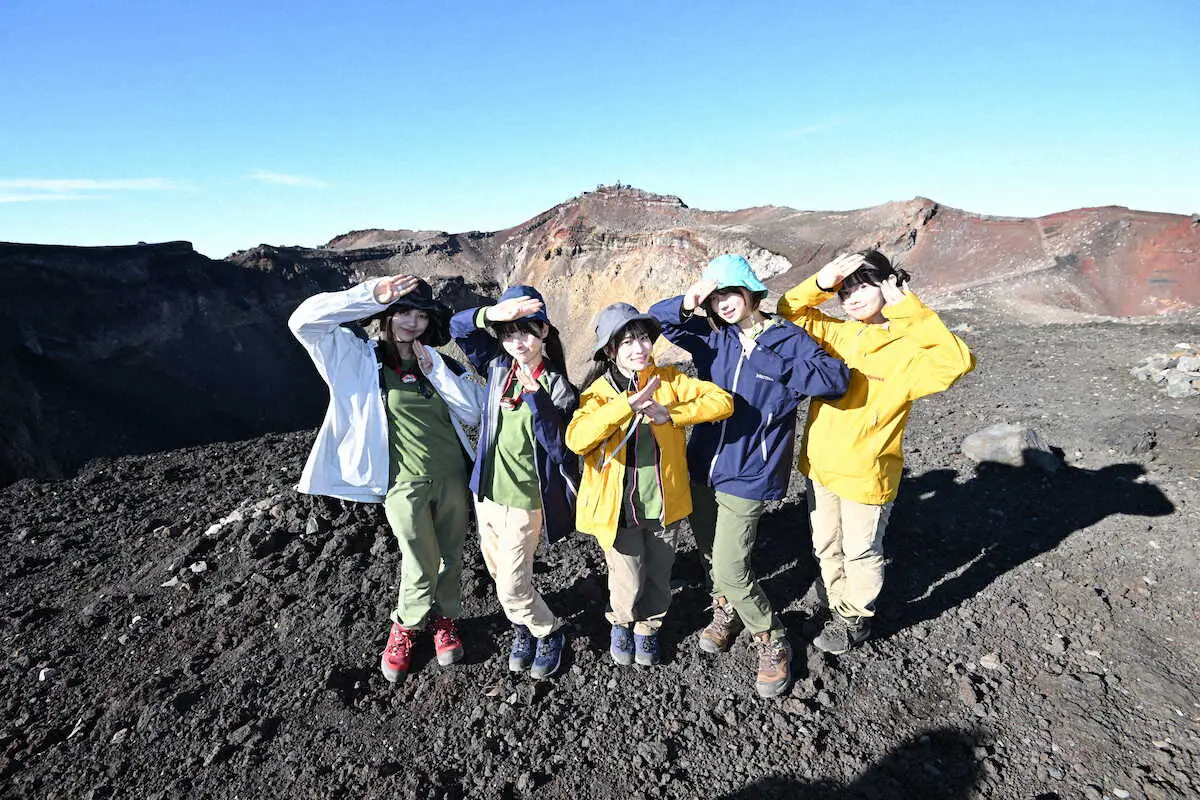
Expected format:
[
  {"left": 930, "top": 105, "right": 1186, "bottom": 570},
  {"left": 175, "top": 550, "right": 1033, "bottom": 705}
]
[{"left": 702, "top": 254, "right": 768, "bottom": 298}]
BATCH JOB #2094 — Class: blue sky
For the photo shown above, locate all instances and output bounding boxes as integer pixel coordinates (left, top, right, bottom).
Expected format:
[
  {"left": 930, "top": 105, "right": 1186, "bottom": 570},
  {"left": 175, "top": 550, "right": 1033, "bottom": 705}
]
[{"left": 1, "top": 0, "right": 1197, "bottom": 258}]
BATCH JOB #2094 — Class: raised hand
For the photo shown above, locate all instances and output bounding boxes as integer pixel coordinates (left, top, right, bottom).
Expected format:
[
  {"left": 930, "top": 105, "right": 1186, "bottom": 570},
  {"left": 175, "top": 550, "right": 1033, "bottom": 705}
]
[
  {"left": 879, "top": 275, "right": 910, "bottom": 306},
  {"left": 626, "top": 374, "right": 661, "bottom": 411},
  {"left": 815, "top": 253, "right": 866, "bottom": 291},
  {"left": 412, "top": 341, "right": 434, "bottom": 374},
  {"left": 637, "top": 399, "right": 672, "bottom": 425},
  {"left": 515, "top": 362, "right": 541, "bottom": 393},
  {"left": 485, "top": 296, "right": 544, "bottom": 323},
  {"left": 373, "top": 274, "right": 421, "bottom": 304},
  {"left": 682, "top": 278, "right": 718, "bottom": 312}
]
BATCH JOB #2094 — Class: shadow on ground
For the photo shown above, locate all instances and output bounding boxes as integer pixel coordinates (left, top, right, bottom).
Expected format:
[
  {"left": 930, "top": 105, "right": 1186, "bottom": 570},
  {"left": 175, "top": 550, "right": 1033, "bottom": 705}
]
[{"left": 720, "top": 727, "right": 981, "bottom": 799}]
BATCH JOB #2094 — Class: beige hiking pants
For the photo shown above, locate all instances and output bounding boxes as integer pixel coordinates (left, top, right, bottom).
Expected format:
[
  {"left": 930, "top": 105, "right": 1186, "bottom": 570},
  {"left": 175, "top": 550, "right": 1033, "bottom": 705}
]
[
  {"left": 474, "top": 496, "right": 560, "bottom": 638},
  {"left": 805, "top": 478, "right": 893, "bottom": 619}
]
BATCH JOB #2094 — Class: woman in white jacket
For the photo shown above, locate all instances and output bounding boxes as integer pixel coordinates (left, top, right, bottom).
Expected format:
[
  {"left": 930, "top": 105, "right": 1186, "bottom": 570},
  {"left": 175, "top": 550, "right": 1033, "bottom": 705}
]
[{"left": 289, "top": 274, "right": 484, "bottom": 682}]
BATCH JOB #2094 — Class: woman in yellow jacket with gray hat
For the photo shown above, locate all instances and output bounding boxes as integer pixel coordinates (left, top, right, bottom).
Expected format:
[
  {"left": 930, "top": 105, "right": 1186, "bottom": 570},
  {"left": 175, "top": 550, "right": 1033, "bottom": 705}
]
[{"left": 566, "top": 302, "right": 732, "bottom": 667}]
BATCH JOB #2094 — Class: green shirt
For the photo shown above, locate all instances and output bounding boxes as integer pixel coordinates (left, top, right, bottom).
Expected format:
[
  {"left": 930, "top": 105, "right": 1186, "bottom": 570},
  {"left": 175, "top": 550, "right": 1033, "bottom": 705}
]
[
  {"left": 383, "top": 359, "right": 465, "bottom": 482},
  {"left": 621, "top": 418, "right": 662, "bottom": 525},
  {"left": 482, "top": 374, "right": 545, "bottom": 510}
]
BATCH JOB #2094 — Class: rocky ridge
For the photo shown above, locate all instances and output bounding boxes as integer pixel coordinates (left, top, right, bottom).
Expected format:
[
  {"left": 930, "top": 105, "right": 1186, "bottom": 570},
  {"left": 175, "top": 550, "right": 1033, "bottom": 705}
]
[{"left": 3, "top": 186, "right": 1197, "bottom": 487}]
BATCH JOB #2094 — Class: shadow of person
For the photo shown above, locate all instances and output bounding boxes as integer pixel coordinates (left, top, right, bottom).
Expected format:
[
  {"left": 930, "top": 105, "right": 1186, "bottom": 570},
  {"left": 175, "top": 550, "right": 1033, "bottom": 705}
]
[
  {"left": 720, "top": 727, "right": 981, "bottom": 799},
  {"left": 878, "top": 455, "right": 1174, "bottom": 637}
]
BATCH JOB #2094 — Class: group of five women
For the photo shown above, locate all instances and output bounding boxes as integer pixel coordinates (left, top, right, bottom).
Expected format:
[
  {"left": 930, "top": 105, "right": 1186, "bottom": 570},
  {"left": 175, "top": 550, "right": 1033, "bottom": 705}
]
[{"left": 288, "top": 251, "right": 975, "bottom": 698}]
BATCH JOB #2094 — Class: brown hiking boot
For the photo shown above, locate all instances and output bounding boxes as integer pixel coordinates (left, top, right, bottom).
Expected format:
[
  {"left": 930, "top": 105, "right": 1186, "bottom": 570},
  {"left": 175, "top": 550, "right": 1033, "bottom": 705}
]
[
  {"left": 753, "top": 632, "right": 793, "bottom": 698},
  {"left": 699, "top": 597, "right": 744, "bottom": 653}
]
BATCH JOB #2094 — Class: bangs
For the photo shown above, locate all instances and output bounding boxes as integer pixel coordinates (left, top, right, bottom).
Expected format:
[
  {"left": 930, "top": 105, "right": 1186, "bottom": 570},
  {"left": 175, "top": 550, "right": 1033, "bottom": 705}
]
[
  {"left": 493, "top": 319, "right": 544, "bottom": 337},
  {"left": 613, "top": 319, "right": 660, "bottom": 343}
]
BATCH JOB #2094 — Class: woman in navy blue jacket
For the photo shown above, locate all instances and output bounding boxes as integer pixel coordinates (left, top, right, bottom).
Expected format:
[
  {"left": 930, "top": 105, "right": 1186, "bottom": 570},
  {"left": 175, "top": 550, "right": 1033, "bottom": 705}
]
[
  {"left": 450, "top": 285, "right": 580, "bottom": 680},
  {"left": 650, "top": 254, "right": 848, "bottom": 697}
]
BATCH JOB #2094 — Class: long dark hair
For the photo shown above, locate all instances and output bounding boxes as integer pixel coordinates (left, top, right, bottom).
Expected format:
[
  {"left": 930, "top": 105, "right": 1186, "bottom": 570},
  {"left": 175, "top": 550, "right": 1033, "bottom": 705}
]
[
  {"left": 377, "top": 304, "right": 446, "bottom": 369},
  {"left": 580, "top": 318, "right": 659, "bottom": 390},
  {"left": 840, "top": 249, "right": 911, "bottom": 294}
]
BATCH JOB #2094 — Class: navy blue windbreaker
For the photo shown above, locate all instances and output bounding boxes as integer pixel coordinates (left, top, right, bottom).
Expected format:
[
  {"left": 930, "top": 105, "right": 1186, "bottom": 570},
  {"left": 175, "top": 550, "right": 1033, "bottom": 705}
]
[{"left": 649, "top": 295, "right": 848, "bottom": 501}]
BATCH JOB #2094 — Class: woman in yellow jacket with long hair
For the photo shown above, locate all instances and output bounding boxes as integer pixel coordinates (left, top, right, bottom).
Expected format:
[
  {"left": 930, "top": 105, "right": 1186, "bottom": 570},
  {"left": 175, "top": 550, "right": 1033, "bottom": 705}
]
[
  {"left": 566, "top": 303, "right": 732, "bottom": 667},
  {"left": 778, "top": 250, "right": 975, "bottom": 654}
]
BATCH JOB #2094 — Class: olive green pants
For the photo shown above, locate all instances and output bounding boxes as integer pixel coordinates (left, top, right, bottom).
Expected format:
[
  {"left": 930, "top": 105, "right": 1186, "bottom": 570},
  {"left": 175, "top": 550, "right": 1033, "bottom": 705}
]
[
  {"left": 383, "top": 474, "right": 470, "bottom": 628},
  {"left": 689, "top": 482, "right": 783, "bottom": 639}
]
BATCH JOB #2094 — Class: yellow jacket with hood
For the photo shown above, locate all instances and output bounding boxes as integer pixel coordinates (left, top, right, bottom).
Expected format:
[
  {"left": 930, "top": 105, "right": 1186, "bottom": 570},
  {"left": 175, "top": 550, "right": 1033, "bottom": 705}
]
[
  {"left": 566, "top": 365, "right": 733, "bottom": 549},
  {"left": 777, "top": 274, "right": 976, "bottom": 505}
]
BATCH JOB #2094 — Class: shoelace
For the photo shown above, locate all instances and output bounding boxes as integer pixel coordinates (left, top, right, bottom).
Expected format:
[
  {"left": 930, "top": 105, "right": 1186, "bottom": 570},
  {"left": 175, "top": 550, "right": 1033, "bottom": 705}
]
[
  {"left": 387, "top": 629, "right": 413, "bottom": 656},
  {"left": 432, "top": 617, "right": 460, "bottom": 646}
]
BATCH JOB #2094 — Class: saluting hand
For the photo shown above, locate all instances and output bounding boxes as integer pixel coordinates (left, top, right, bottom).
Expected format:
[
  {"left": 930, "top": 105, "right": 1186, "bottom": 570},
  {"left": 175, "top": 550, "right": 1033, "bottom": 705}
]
[
  {"left": 815, "top": 253, "right": 865, "bottom": 291},
  {"left": 486, "top": 296, "right": 544, "bottom": 323},
  {"left": 682, "top": 278, "right": 718, "bottom": 313},
  {"left": 373, "top": 274, "right": 421, "bottom": 304}
]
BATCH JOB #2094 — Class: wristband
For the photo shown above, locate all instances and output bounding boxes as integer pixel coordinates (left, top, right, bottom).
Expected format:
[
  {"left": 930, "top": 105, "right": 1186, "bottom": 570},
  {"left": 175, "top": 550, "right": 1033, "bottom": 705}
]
[{"left": 815, "top": 278, "right": 836, "bottom": 292}]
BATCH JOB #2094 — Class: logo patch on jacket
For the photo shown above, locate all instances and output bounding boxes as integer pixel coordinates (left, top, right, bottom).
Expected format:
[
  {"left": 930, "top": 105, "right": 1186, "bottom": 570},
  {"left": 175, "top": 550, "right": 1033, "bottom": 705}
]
[{"left": 754, "top": 373, "right": 775, "bottom": 382}]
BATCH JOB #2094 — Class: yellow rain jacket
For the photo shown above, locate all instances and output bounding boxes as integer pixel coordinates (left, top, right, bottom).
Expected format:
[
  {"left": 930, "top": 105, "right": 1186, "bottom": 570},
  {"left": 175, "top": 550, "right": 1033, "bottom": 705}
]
[
  {"left": 777, "top": 274, "right": 976, "bottom": 505},
  {"left": 566, "top": 366, "right": 733, "bottom": 549}
]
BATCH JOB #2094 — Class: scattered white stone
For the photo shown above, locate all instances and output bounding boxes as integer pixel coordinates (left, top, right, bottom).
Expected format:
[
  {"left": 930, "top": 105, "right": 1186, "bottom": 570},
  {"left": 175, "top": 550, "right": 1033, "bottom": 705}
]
[
  {"left": 38, "top": 667, "right": 58, "bottom": 682},
  {"left": 979, "top": 652, "right": 1003, "bottom": 671},
  {"left": 961, "top": 423, "right": 1058, "bottom": 470},
  {"left": 129, "top": 615, "right": 144, "bottom": 629},
  {"left": 160, "top": 577, "right": 181, "bottom": 588},
  {"left": 110, "top": 728, "right": 129, "bottom": 745},
  {"left": 1112, "top": 789, "right": 1131, "bottom": 799},
  {"left": 189, "top": 561, "right": 208, "bottom": 574}
]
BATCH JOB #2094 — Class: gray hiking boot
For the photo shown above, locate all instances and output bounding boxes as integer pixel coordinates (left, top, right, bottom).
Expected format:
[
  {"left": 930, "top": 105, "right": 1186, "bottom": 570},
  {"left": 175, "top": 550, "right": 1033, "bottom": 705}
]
[{"left": 813, "top": 613, "right": 871, "bottom": 655}]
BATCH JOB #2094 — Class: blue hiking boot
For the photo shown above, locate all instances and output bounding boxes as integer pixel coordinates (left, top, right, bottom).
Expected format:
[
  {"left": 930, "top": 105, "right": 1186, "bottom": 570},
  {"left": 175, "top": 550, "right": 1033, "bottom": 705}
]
[
  {"left": 609, "top": 624, "right": 634, "bottom": 666},
  {"left": 634, "top": 632, "right": 660, "bottom": 666},
  {"left": 530, "top": 630, "right": 566, "bottom": 680},
  {"left": 509, "top": 625, "right": 534, "bottom": 672}
]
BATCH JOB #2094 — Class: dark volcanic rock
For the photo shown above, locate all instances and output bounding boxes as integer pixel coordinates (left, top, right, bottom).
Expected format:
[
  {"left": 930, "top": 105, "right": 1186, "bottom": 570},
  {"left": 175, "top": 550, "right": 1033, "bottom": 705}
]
[{"left": 0, "top": 308, "right": 1196, "bottom": 799}]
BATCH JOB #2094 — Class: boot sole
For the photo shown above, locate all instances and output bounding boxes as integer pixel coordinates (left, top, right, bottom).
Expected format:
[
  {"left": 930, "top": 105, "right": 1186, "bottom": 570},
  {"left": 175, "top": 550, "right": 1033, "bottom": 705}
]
[
  {"left": 698, "top": 635, "right": 733, "bottom": 654},
  {"left": 530, "top": 654, "right": 562, "bottom": 680},
  {"left": 436, "top": 647, "right": 464, "bottom": 666},
  {"left": 755, "top": 675, "right": 791, "bottom": 698},
  {"left": 379, "top": 657, "right": 408, "bottom": 683}
]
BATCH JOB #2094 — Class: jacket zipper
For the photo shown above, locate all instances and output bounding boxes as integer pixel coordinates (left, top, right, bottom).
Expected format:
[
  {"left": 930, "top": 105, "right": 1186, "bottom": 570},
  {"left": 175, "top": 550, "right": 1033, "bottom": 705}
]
[{"left": 761, "top": 412, "right": 772, "bottom": 462}]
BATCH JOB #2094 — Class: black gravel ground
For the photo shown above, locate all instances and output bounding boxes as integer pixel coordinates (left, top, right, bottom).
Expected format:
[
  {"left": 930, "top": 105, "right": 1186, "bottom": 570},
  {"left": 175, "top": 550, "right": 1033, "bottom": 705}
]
[{"left": 2, "top": 310, "right": 1197, "bottom": 799}]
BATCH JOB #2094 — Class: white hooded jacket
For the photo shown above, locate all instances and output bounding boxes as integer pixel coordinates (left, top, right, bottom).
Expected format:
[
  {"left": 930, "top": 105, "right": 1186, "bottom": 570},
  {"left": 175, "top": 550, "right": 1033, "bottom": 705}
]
[{"left": 288, "top": 278, "right": 483, "bottom": 503}]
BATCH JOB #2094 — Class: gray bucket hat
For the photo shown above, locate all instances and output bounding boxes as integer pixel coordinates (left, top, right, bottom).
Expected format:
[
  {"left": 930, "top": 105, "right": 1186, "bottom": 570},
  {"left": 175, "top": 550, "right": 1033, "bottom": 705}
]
[{"left": 592, "top": 303, "right": 661, "bottom": 358}]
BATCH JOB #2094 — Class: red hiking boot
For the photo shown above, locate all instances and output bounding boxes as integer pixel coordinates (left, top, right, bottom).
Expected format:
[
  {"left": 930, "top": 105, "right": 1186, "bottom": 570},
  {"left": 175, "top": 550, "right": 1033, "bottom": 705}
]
[
  {"left": 380, "top": 623, "right": 414, "bottom": 682},
  {"left": 430, "top": 615, "right": 464, "bottom": 666}
]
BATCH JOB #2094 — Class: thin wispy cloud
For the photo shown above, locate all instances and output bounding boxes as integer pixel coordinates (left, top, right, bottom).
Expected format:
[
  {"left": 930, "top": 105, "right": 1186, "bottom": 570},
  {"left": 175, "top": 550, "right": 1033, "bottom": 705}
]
[
  {"left": 247, "top": 170, "right": 329, "bottom": 188},
  {"left": 780, "top": 115, "right": 847, "bottom": 139},
  {"left": 0, "top": 178, "right": 179, "bottom": 202}
]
